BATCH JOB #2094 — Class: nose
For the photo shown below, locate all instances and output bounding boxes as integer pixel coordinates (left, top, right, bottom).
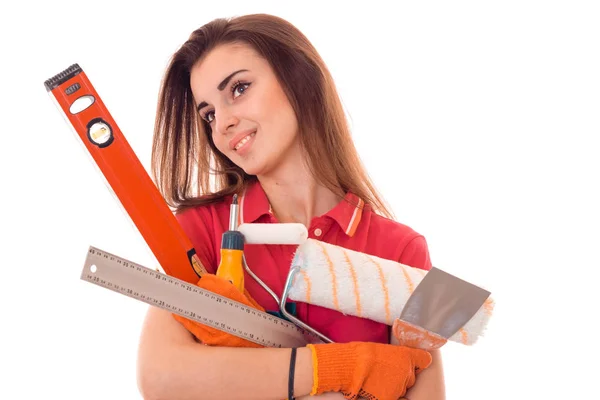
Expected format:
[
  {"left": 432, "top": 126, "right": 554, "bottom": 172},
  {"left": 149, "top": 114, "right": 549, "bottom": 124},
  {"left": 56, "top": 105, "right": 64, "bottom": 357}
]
[{"left": 214, "top": 106, "right": 239, "bottom": 136}]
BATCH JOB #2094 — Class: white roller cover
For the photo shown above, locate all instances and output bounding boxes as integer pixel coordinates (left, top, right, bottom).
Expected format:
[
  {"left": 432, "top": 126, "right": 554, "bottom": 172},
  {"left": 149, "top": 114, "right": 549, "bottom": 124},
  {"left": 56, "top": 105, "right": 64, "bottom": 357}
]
[
  {"left": 287, "top": 239, "right": 494, "bottom": 346},
  {"left": 238, "top": 223, "right": 308, "bottom": 244}
]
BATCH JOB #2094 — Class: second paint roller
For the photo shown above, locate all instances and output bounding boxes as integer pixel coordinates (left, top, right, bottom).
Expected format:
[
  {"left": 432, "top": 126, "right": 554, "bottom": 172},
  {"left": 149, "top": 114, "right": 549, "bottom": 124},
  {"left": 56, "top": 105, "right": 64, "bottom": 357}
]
[{"left": 216, "top": 206, "right": 311, "bottom": 292}]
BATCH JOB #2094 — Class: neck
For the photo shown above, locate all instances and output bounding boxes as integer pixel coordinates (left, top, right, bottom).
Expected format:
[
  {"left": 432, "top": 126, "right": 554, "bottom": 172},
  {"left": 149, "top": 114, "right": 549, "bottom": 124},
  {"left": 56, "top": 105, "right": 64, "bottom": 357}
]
[{"left": 256, "top": 146, "right": 342, "bottom": 227}]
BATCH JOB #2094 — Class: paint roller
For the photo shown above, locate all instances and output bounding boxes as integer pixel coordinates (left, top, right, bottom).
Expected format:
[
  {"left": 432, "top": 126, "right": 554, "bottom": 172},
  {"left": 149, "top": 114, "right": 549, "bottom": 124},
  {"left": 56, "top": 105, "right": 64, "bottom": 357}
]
[
  {"left": 239, "top": 223, "right": 495, "bottom": 348},
  {"left": 238, "top": 222, "right": 308, "bottom": 244}
]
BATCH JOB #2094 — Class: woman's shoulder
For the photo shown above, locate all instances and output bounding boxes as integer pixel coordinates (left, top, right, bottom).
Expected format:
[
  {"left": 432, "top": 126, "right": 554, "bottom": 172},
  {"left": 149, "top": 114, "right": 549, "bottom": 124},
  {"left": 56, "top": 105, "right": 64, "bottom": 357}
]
[
  {"left": 173, "top": 195, "right": 234, "bottom": 276},
  {"left": 174, "top": 194, "right": 233, "bottom": 236},
  {"left": 366, "top": 209, "right": 425, "bottom": 243},
  {"left": 361, "top": 209, "right": 432, "bottom": 271}
]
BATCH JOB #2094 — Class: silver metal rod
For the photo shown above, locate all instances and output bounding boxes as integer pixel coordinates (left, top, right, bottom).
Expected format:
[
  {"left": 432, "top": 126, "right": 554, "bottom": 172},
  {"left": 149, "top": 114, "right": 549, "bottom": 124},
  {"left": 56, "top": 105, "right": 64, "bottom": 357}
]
[
  {"left": 243, "top": 255, "right": 281, "bottom": 307},
  {"left": 240, "top": 225, "right": 333, "bottom": 344},
  {"left": 230, "top": 194, "right": 239, "bottom": 231},
  {"left": 280, "top": 265, "right": 334, "bottom": 344}
]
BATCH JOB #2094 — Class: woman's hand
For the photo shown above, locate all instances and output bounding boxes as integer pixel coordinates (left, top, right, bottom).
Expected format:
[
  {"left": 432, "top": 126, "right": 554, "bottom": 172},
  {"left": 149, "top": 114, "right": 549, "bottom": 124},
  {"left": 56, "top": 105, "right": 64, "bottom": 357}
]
[
  {"left": 390, "top": 320, "right": 446, "bottom": 400},
  {"left": 172, "top": 273, "right": 266, "bottom": 347}
]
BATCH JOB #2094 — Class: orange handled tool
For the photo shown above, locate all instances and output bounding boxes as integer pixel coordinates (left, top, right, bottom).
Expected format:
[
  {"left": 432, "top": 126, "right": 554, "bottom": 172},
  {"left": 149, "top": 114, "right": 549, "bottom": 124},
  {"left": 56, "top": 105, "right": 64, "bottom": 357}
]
[
  {"left": 216, "top": 194, "right": 245, "bottom": 292},
  {"left": 45, "top": 64, "right": 207, "bottom": 283}
]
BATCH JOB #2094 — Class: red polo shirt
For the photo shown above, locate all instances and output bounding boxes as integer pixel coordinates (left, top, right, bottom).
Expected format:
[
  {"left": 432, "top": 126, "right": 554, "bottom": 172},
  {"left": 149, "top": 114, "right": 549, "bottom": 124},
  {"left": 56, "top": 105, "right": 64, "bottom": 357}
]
[{"left": 175, "top": 181, "right": 432, "bottom": 344}]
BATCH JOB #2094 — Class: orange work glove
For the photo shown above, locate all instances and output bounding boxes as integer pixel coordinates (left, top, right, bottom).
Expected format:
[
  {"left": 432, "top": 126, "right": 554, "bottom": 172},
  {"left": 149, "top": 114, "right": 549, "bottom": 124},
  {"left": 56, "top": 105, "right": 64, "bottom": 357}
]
[
  {"left": 172, "top": 273, "right": 266, "bottom": 348},
  {"left": 306, "top": 342, "right": 432, "bottom": 400}
]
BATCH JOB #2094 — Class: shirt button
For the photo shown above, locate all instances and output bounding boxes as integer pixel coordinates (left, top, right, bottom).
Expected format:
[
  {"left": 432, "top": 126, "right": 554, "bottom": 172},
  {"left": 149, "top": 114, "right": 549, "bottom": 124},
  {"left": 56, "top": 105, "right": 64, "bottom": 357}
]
[{"left": 314, "top": 228, "right": 322, "bottom": 237}]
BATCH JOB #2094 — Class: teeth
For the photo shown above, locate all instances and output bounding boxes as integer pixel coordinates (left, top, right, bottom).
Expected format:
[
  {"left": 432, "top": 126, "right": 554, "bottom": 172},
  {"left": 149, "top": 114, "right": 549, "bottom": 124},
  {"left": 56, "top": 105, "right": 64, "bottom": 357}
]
[{"left": 235, "top": 132, "right": 255, "bottom": 150}]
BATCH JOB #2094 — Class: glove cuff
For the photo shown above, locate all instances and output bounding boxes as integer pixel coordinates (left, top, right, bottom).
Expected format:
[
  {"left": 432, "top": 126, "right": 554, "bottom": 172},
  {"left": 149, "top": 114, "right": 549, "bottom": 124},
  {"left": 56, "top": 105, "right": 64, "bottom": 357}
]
[{"left": 306, "top": 343, "right": 358, "bottom": 395}]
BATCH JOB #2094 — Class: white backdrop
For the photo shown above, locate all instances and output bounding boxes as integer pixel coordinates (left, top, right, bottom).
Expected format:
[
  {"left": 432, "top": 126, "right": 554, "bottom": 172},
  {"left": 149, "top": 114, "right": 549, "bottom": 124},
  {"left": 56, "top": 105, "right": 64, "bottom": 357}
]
[{"left": 1, "top": 1, "right": 599, "bottom": 399}]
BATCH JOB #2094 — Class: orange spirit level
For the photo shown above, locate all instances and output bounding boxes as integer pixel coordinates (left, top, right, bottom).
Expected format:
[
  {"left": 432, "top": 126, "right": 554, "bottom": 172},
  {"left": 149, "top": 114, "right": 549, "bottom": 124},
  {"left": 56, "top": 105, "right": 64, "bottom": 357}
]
[{"left": 45, "top": 64, "right": 207, "bottom": 283}]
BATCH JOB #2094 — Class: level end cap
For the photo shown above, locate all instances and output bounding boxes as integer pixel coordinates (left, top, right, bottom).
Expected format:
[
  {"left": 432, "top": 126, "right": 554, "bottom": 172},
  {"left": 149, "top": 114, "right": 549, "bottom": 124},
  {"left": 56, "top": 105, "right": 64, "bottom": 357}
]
[{"left": 44, "top": 63, "right": 82, "bottom": 91}]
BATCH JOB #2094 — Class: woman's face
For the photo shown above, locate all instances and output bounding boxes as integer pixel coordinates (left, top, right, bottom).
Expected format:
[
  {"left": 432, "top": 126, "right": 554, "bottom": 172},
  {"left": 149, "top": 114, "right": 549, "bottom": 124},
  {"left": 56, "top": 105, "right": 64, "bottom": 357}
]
[{"left": 190, "top": 42, "right": 300, "bottom": 177}]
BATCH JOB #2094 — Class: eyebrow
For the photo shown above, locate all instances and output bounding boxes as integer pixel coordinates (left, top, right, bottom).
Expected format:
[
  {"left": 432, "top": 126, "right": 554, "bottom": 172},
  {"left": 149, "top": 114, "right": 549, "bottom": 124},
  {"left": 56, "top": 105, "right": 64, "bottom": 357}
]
[{"left": 196, "top": 69, "right": 249, "bottom": 113}]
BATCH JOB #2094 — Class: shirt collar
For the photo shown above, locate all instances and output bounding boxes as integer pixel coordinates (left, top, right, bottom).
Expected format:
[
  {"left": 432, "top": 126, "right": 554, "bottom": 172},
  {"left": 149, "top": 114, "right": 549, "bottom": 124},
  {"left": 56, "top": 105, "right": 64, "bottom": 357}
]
[
  {"left": 237, "top": 180, "right": 272, "bottom": 226},
  {"left": 327, "top": 191, "right": 365, "bottom": 237},
  {"left": 238, "top": 181, "right": 365, "bottom": 237}
]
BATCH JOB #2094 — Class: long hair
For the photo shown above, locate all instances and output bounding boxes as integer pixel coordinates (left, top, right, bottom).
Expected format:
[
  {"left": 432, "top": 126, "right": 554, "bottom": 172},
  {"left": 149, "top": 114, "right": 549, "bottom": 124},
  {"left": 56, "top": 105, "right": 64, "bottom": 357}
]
[{"left": 151, "top": 13, "right": 394, "bottom": 219}]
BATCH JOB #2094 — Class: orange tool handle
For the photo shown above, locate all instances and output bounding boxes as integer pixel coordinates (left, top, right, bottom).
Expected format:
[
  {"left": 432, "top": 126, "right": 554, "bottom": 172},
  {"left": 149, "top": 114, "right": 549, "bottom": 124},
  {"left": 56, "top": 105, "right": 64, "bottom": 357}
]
[
  {"left": 216, "top": 249, "right": 245, "bottom": 292},
  {"left": 45, "top": 64, "right": 206, "bottom": 283}
]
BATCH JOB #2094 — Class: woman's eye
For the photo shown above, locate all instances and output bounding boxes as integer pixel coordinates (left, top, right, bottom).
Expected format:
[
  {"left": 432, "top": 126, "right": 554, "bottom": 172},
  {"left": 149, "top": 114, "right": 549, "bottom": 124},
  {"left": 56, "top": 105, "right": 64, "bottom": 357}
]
[
  {"left": 232, "top": 82, "right": 250, "bottom": 98},
  {"left": 204, "top": 111, "right": 215, "bottom": 123},
  {"left": 201, "top": 82, "right": 250, "bottom": 123}
]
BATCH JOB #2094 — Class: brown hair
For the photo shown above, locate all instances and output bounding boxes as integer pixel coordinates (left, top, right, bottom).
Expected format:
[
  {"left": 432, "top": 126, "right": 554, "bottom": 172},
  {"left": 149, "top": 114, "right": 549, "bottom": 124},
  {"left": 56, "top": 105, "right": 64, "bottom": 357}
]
[{"left": 151, "top": 13, "right": 394, "bottom": 219}]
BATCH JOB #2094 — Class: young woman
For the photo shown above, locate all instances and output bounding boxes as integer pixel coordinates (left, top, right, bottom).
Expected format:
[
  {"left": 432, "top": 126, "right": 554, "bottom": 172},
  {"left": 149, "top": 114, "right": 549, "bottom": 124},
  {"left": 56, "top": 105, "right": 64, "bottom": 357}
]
[{"left": 136, "top": 13, "right": 445, "bottom": 400}]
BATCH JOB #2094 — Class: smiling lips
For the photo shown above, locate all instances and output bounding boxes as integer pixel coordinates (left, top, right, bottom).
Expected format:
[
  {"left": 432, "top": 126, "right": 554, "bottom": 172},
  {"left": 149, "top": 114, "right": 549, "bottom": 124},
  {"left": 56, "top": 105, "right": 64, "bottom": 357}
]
[{"left": 230, "top": 130, "right": 256, "bottom": 152}]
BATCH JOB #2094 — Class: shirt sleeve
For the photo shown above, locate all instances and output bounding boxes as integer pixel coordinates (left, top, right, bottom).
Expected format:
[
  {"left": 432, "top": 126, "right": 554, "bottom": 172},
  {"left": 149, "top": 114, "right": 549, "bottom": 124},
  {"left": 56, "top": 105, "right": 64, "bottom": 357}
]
[
  {"left": 399, "top": 235, "right": 432, "bottom": 271},
  {"left": 175, "top": 207, "right": 218, "bottom": 278}
]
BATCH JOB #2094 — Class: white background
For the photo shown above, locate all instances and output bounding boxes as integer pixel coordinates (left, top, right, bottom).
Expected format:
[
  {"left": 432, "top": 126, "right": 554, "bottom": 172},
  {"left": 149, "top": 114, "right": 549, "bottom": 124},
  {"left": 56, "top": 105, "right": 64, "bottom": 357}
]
[{"left": 1, "top": 1, "right": 599, "bottom": 399}]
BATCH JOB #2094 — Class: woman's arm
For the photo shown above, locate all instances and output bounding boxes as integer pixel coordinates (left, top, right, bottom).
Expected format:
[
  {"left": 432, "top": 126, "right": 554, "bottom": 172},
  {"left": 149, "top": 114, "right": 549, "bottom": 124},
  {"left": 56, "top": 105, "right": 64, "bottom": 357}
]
[
  {"left": 394, "top": 235, "right": 445, "bottom": 398},
  {"left": 403, "top": 348, "right": 445, "bottom": 400},
  {"left": 136, "top": 305, "right": 315, "bottom": 400}
]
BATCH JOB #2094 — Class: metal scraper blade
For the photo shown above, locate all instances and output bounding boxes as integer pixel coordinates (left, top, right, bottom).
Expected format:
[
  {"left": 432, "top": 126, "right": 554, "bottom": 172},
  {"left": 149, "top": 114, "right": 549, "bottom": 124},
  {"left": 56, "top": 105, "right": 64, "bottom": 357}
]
[{"left": 394, "top": 267, "right": 491, "bottom": 350}]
